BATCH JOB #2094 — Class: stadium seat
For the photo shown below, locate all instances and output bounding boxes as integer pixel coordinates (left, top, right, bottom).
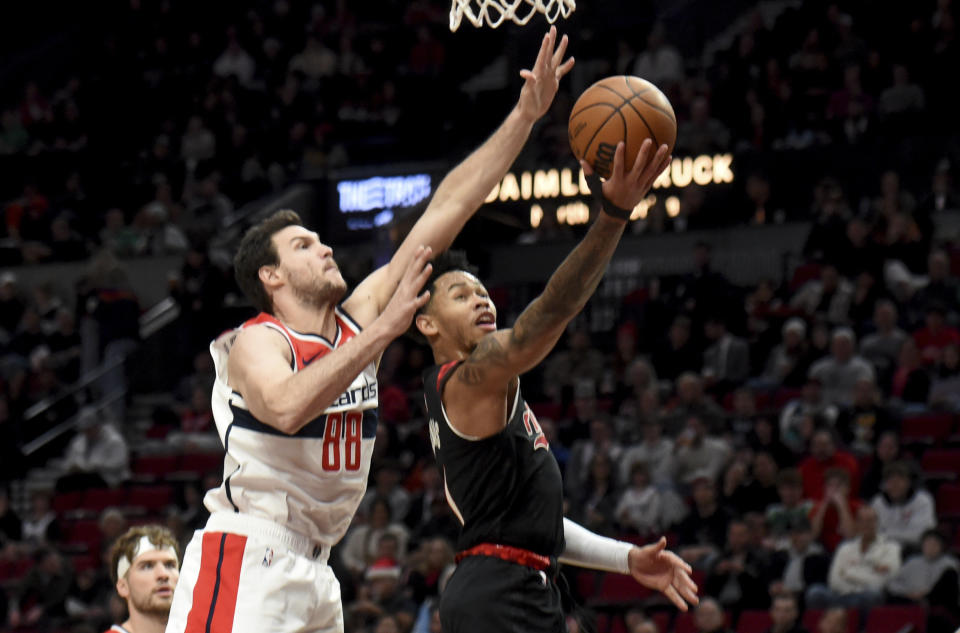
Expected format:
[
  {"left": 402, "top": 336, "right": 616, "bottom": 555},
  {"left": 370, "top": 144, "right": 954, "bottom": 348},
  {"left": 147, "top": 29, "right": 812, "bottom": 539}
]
[
  {"left": 530, "top": 401, "right": 563, "bottom": 420},
  {"left": 936, "top": 483, "right": 960, "bottom": 519},
  {"left": 901, "top": 413, "right": 954, "bottom": 445},
  {"left": 736, "top": 610, "right": 772, "bottom": 633},
  {"left": 802, "top": 609, "right": 859, "bottom": 633},
  {"left": 52, "top": 491, "right": 83, "bottom": 514},
  {"left": 577, "top": 570, "right": 599, "bottom": 600},
  {"left": 127, "top": 485, "right": 174, "bottom": 511},
  {"left": 589, "top": 572, "right": 654, "bottom": 604},
  {"left": 132, "top": 454, "right": 178, "bottom": 479},
  {"left": 83, "top": 488, "right": 126, "bottom": 511},
  {"left": 595, "top": 614, "right": 627, "bottom": 633},
  {"left": 674, "top": 612, "right": 697, "bottom": 633},
  {"left": 651, "top": 612, "right": 670, "bottom": 633},
  {"left": 921, "top": 449, "right": 960, "bottom": 479},
  {"left": 65, "top": 519, "right": 101, "bottom": 554},
  {"left": 863, "top": 605, "right": 926, "bottom": 633},
  {"left": 178, "top": 452, "right": 224, "bottom": 476}
]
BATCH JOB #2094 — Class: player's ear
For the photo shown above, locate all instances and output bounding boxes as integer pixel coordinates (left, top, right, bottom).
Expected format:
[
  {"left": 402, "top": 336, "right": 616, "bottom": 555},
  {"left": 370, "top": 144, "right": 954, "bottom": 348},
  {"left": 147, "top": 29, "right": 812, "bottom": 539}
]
[
  {"left": 116, "top": 577, "right": 130, "bottom": 599},
  {"left": 258, "top": 264, "right": 281, "bottom": 289},
  {"left": 415, "top": 313, "right": 438, "bottom": 337}
]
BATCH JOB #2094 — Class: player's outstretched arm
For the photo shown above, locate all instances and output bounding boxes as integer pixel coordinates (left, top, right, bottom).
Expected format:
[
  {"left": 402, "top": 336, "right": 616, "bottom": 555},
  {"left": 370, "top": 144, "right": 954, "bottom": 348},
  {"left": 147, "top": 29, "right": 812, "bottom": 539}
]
[
  {"left": 227, "top": 247, "right": 433, "bottom": 434},
  {"left": 446, "top": 140, "right": 670, "bottom": 425},
  {"left": 346, "top": 27, "right": 574, "bottom": 324},
  {"left": 559, "top": 518, "right": 699, "bottom": 611}
]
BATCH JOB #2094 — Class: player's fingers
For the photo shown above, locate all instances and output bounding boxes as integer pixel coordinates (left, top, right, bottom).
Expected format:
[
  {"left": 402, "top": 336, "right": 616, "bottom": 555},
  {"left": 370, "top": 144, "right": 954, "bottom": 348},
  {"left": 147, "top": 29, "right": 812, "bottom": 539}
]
[
  {"left": 679, "top": 574, "right": 699, "bottom": 605},
  {"left": 579, "top": 159, "right": 594, "bottom": 176},
  {"left": 664, "top": 584, "right": 688, "bottom": 612},
  {"left": 640, "top": 144, "right": 669, "bottom": 185},
  {"left": 630, "top": 139, "right": 654, "bottom": 180},
  {"left": 610, "top": 141, "right": 626, "bottom": 180},
  {"left": 682, "top": 571, "right": 699, "bottom": 597},
  {"left": 556, "top": 56, "right": 575, "bottom": 79},
  {"left": 534, "top": 29, "right": 553, "bottom": 72},
  {"left": 652, "top": 536, "right": 667, "bottom": 553},
  {"left": 551, "top": 33, "right": 569, "bottom": 68}
]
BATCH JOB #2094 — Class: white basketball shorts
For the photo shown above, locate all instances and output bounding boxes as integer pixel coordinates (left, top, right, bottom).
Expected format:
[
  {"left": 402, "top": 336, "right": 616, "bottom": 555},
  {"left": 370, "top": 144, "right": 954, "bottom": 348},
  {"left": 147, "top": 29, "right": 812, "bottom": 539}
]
[{"left": 165, "top": 512, "right": 342, "bottom": 633}]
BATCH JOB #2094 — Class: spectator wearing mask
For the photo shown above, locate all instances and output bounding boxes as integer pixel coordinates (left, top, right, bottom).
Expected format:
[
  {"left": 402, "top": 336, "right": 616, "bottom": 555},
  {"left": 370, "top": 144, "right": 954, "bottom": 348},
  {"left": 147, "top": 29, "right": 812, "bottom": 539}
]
[
  {"left": 806, "top": 506, "right": 901, "bottom": 609},
  {"left": 809, "top": 468, "right": 860, "bottom": 552},
  {"left": 764, "top": 594, "right": 808, "bottom": 633},
  {"left": 55, "top": 406, "right": 130, "bottom": 492},
  {"left": 808, "top": 328, "right": 875, "bottom": 408},
  {"left": 869, "top": 461, "right": 936, "bottom": 549}
]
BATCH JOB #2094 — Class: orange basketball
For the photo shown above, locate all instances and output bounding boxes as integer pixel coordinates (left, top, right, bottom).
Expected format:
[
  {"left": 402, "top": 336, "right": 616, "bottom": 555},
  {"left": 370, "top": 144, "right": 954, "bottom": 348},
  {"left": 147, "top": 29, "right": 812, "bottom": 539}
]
[{"left": 568, "top": 76, "right": 677, "bottom": 179}]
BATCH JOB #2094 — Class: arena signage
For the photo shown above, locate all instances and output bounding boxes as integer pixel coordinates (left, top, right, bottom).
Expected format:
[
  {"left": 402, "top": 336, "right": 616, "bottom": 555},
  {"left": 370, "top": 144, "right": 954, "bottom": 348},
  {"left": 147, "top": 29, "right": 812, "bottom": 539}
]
[
  {"left": 336, "top": 174, "right": 432, "bottom": 230},
  {"left": 484, "top": 154, "right": 734, "bottom": 227}
]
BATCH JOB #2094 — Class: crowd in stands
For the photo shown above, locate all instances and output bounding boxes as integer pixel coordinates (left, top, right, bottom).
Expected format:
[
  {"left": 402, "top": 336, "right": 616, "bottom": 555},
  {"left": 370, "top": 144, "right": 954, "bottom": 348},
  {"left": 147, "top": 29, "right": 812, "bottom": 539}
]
[{"left": 2, "top": 0, "right": 960, "bottom": 632}]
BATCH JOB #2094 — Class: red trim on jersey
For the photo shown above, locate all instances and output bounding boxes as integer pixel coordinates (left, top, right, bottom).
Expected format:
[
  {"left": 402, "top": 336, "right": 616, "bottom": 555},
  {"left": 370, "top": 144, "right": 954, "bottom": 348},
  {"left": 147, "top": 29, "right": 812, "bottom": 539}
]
[
  {"left": 184, "top": 532, "right": 248, "bottom": 633},
  {"left": 437, "top": 361, "right": 460, "bottom": 390},
  {"left": 455, "top": 543, "right": 552, "bottom": 571}
]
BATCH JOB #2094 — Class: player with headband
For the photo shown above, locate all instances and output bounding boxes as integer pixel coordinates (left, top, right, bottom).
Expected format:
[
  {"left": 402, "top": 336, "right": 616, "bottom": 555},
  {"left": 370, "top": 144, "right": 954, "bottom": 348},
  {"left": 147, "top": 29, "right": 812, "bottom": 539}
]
[
  {"left": 415, "top": 141, "right": 698, "bottom": 632},
  {"left": 107, "top": 525, "right": 181, "bottom": 633}
]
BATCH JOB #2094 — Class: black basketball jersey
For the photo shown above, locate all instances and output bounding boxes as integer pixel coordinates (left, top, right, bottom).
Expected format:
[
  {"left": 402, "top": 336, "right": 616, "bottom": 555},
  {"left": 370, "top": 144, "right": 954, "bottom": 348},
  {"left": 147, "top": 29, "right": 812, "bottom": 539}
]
[{"left": 422, "top": 360, "right": 565, "bottom": 557}]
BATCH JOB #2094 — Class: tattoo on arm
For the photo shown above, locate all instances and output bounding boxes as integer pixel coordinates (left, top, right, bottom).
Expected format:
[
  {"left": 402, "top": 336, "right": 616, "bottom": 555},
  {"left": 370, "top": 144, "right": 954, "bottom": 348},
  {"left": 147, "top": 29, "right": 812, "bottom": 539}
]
[{"left": 456, "top": 334, "right": 508, "bottom": 385}]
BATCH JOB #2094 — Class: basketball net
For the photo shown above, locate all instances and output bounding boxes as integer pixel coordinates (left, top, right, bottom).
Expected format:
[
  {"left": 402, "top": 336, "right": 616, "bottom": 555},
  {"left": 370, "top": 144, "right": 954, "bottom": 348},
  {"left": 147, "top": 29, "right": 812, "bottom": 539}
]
[{"left": 449, "top": 0, "right": 576, "bottom": 31}]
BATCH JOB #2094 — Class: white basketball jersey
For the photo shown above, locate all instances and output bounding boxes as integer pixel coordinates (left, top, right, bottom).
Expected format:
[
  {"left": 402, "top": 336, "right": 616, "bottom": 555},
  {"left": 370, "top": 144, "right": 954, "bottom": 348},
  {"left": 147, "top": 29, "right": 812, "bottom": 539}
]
[{"left": 204, "top": 307, "right": 378, "bottom": 545}]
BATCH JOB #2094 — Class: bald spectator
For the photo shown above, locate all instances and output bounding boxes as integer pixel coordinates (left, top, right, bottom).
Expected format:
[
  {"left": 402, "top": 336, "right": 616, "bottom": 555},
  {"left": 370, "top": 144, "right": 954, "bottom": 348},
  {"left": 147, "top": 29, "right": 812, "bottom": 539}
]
[
  {"left": 693, "top": 597, "right": 734, "bottom": 633},
  {"left": 859, "top": 300, "right": 908, "bottom": 376},
  {"left": 799, "top": 428, "right": 860, "bottom": 500},
  {"left": 808, "top": 328, "right": 875, "bottom": 407},
  {"left": 806, "top": 506, "right": 901, "bottom": 609},
  {"left": 870, "top": 462, "right": 936, "bottom": 549}
]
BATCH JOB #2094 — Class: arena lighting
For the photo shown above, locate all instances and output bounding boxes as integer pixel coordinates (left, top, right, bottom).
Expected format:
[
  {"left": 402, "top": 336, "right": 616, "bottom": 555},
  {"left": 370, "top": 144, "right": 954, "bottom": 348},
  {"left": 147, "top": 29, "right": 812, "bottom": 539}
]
[
  {"left": 486, "top": 154, "right": 734, "bottom": 204},
  {"left": 337, "top": 174, "right": 432, "bottom": 213}
]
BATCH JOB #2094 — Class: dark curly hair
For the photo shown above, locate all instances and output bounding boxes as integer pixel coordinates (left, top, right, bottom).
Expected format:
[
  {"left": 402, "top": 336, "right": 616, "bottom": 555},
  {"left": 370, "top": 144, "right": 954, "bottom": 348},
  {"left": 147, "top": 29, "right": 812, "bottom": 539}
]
[
  {"left": 233, "top": 209, "right": 302, "bottom": 314},
  {"left": 409, "top": 250, "right": 479, "bottom": 342}
]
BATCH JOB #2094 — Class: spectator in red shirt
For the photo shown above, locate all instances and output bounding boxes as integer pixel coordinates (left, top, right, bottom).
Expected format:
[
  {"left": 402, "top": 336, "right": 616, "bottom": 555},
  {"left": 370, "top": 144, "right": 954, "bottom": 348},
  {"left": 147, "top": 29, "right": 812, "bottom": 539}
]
[
  {"left": 799, "top": 428, "right": 859, "bottom": 500},
  {"left": 809, "top": 468, "right": 860, "bottom": 551},
  {"left": 913, "top": 304, "right": 960, "bottom": 365}
]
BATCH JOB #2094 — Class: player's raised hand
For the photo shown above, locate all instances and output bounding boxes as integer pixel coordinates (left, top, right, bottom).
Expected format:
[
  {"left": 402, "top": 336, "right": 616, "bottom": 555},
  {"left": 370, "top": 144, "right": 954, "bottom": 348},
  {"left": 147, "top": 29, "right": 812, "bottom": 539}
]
[
  {"left": 581, "top": 139, "right": 670, "bottom": 213},
  {"left": 628, "top": 537, "right": 700, "bottom": 612},
  {"left": 379, "top": 245, "right": 433, "bottom": 336},
  {"left": 517, "top": 25, "right": 575, "bottom": 122}
]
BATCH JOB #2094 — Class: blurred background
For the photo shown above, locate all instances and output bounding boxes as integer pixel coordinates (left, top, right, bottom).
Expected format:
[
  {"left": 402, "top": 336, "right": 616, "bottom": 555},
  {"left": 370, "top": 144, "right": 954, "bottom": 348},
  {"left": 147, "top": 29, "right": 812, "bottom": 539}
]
[{"left": 1, "top": 0, "right": 959, "bottom": 632}]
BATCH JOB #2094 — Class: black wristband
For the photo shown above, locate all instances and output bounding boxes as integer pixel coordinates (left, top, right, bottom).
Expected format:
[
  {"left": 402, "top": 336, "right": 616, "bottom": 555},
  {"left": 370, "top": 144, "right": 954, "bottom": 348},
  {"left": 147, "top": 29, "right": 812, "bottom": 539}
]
[{"left": 584, "top": 171, "right": 634, "bottom": 221}]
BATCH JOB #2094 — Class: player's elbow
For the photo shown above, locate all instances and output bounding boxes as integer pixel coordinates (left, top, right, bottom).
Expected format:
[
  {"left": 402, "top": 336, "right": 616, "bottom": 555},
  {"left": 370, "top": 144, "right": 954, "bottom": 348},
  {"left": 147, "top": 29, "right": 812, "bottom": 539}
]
[{"left": 258, "top": 396, "right": 305, "bottom": 435}]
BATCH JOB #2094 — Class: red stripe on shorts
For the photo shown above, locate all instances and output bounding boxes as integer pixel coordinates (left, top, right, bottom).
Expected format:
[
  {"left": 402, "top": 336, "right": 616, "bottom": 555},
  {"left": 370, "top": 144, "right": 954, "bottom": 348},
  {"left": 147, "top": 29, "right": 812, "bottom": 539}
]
[
  {"left": 183, "top": 532, "right": 248, "bottom": 633},
  {"left": 209, "top": 533, "right": 247, "bottom": 633}
]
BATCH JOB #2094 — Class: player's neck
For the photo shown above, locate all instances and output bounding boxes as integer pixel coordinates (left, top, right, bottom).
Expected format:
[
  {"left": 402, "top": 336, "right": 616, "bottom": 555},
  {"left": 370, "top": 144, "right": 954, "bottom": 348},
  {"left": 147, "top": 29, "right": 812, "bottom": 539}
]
[
  {"left": 272, "top": 295, "right": 339, "bottom": 340},
  {"left": 430, "top": 340, "right": 471, "bottom": 366},
  {"left": 123, "top": 609, "right": 167, "bottom": 633}
]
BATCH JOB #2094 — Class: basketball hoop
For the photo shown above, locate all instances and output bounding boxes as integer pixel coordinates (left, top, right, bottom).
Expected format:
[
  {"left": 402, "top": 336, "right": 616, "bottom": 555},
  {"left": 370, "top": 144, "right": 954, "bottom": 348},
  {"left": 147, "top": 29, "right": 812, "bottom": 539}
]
[{"left": 449, "top": 0, "right": 576, "bottom": 31}]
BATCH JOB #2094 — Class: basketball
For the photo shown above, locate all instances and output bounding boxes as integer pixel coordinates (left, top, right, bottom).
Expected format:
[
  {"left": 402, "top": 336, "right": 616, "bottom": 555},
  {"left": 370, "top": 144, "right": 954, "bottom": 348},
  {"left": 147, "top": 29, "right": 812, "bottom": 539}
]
[{"left": 568, "top": 76, "right": 677, "bottom": 179}]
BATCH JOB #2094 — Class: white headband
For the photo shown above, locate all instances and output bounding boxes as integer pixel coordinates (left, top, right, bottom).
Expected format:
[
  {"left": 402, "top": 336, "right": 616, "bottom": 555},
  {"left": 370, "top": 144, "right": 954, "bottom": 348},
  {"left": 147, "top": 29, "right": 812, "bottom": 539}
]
[{"left": 117, "top": 535, "right": 179, "bottom": 580}]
